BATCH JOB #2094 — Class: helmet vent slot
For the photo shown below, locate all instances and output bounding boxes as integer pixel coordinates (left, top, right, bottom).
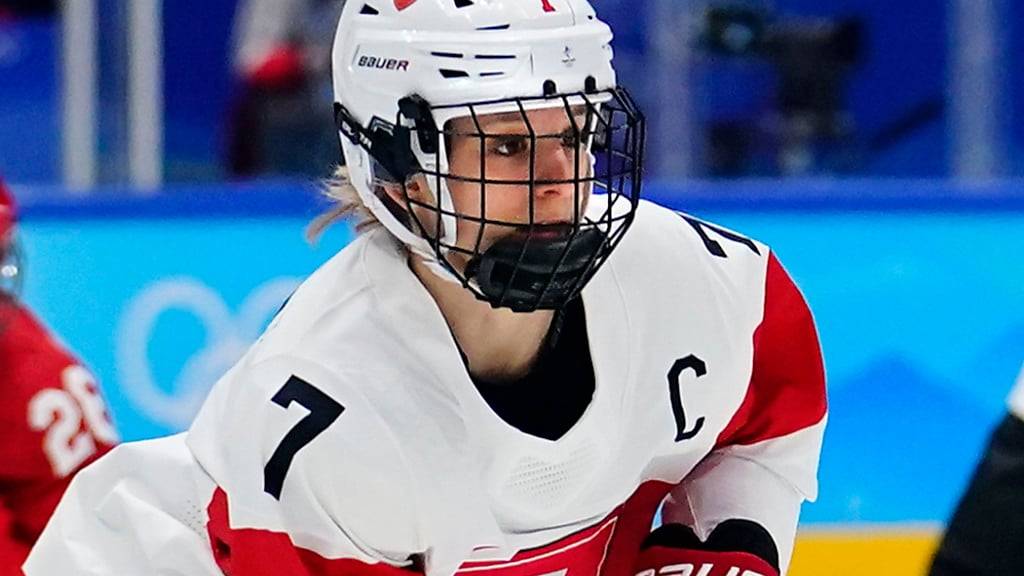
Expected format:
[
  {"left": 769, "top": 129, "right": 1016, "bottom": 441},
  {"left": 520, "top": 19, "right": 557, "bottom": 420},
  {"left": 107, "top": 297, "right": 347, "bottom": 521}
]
[
  {"left": 479, "top": 71, "right": 504, "bottom": 78},
  {"left": 474, "top": 54, "right": 516, "bottom": 60},
  {"left": 359, "top": 4, "right": 379, "bottom": 15},
  {"left": 439, "top": 68, "right": 470, "bottom": 79},
  {"left": 477, "top": 23, "right": 511, "bottom": 31},
  {"left": 431, "top": 51, "right": 465, "bottom": 59},
  {"left": 454, "top": 0, "right": 474, "bottom": 8}
]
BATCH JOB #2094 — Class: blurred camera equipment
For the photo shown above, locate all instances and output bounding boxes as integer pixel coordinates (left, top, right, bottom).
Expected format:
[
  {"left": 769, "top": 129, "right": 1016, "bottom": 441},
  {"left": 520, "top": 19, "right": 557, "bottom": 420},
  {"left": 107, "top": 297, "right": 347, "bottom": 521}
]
[{"left": 700, "top": 4, "right": 864, "bottom": 176}]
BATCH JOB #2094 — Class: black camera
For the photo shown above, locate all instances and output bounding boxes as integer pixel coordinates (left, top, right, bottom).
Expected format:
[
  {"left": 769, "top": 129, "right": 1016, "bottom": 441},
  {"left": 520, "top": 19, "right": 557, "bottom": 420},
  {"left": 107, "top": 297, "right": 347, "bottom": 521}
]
[{"left": 699, "top": 4, "right": 865, "bottom": 175}]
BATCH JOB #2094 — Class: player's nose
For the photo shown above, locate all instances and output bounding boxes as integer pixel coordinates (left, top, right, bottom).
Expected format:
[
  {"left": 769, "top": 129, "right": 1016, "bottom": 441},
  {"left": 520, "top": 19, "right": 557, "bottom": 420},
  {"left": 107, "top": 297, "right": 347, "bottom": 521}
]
[{"left": 533, "top": 141, "right": 578, "bottom": 201}]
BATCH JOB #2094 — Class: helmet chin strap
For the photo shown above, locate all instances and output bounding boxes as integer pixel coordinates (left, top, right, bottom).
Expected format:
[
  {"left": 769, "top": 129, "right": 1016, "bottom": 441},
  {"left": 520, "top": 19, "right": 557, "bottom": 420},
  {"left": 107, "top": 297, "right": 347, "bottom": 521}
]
[{"left": 408, "top": 242, "right": 464, "bottom": 287}]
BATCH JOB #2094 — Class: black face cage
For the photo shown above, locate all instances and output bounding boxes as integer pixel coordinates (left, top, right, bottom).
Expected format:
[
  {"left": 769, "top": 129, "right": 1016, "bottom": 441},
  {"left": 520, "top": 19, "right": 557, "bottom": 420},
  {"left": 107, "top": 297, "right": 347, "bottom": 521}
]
[{"left": 336, "top": 87, "right": 645, "bottom": 312}]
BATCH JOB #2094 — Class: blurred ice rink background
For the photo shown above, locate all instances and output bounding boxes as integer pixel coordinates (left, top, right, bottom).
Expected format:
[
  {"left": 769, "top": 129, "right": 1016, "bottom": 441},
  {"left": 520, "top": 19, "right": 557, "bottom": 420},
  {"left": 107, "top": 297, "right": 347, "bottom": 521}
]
[{"left": 1, "top": 1, "right": 1022, "bottom": 574}]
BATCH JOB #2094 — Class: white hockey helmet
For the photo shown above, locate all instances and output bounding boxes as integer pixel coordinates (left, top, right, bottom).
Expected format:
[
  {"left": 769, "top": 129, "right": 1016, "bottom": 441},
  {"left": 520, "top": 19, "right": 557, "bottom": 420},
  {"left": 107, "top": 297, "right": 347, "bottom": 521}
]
[{"left": 332, "top": 0, "right": 645, "bottom": 311}]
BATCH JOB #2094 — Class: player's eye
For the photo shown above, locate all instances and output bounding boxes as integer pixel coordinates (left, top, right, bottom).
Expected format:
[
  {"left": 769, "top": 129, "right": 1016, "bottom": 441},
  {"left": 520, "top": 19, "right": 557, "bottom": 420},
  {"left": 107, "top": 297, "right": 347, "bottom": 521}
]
[{"left": 491, "top": 135, "right": 529, "bottom": 157}]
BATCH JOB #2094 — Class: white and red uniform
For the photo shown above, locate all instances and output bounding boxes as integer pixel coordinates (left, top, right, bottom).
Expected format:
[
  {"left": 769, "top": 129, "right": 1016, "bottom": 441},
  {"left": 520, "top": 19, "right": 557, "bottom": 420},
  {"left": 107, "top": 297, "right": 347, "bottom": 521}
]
[
  {"left": 25, "top": 200, "right": 826, "bottom": 576},
  {"left": 0, "top": 299, "right": 118, "bottom": 572}
]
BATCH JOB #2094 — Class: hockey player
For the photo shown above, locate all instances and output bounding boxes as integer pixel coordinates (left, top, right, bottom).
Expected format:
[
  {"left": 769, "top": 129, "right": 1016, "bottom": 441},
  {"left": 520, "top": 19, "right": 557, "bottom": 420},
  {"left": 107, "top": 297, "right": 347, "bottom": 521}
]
[
  {"left": 928, "top": 363, "right": 1024, "bottom": 576},
  {"left": 25, "top": 2, "right": 826, "bottom": 575},
  {"left": 0, "top": 179, "right": 119, "bottom": 571}
]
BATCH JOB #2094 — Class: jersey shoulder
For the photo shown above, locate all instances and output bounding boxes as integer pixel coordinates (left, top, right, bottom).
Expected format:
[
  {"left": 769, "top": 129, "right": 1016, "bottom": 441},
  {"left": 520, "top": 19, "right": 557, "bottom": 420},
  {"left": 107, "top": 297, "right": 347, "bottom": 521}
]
[
  {"left": 629, "top": 199, "right": 769, "bottom": 269},
  {"left": 187, "top": 352, "right": 426, "bottom": 563},
  {"left": 241, "top": 227, "right": 469, "bottom": 455},
  {"left": 188, "top": 346, "right": 495, "bottom": 569},
  {"left": 607, "top": 199, "right": 773, "bottom": 323},
  {"left": 605, "top": 200, "right": 825, "bottom": 452}
]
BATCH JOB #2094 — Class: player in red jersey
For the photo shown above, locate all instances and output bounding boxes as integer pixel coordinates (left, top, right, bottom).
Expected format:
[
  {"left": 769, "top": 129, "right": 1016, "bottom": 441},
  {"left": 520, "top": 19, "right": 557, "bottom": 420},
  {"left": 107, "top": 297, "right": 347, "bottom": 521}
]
[
  {"left": 27, "top": 2, "right": 826, "bottom": 575},
  {"left": 0, "top": 179, "right": 119, "bottom": 572}
]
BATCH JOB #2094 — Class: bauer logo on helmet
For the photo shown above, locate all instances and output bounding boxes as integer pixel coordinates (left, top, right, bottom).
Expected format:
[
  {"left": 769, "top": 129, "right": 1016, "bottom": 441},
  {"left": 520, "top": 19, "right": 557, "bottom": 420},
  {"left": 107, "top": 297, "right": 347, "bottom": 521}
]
[{"left": 357, "top": 55, "right": 410, "bottom": 71}]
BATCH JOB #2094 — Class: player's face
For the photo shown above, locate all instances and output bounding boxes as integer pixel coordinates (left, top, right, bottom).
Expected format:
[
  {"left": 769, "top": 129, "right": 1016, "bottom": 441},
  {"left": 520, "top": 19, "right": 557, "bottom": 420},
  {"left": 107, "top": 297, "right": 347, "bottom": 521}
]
[{"left": 442, "top": 105, "right": 592, "bottom": 261}]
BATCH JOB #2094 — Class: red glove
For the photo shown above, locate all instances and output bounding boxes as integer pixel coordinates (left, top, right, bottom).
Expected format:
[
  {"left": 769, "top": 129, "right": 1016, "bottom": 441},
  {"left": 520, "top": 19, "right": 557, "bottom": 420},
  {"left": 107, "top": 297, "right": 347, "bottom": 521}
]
[{"left": 633, "top": 521, "right": 780, "bottom": 576}]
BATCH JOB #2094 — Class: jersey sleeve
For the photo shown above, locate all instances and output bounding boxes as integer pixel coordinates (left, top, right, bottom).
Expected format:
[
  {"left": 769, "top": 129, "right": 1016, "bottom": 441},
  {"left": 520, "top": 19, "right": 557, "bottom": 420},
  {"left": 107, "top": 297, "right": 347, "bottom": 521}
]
[
  {"left": 0, "top": 309, "right": 118, "bottom": 566},
  {"left": 186, "top": 353, "right": 427, "bottom": 575},
  {"left": 27, "top": 351, "right": 435, "bottom": 576},
  {"left": 26, "top": 419, "right": 422, "bottom": 576},
  {"left": 23, "top": 434, "right": 225, "bottom": 576},
  {"left": 661, "top": 251, "right": 827, "bottom": 575}
]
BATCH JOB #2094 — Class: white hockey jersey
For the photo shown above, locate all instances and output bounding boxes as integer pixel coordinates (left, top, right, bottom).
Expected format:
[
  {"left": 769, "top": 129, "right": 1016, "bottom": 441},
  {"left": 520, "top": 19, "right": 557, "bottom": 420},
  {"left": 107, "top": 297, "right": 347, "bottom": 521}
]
[{"left": 25, "top": 200, "right": 827, "bottom": 576}]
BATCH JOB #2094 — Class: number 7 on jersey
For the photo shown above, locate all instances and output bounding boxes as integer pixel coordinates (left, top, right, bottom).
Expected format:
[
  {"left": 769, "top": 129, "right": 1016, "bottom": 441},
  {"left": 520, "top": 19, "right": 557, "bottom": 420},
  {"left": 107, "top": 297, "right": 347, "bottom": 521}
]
[{"left": 264, "top": 376, "right": 345, "bottom": 500}]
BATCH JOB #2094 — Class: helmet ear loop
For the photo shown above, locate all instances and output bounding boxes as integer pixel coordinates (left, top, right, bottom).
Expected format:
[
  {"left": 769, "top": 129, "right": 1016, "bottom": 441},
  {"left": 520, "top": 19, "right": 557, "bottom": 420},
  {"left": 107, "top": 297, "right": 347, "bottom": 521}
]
[
  {"left": 386, "top": 97, "right": 459, "bottom": 260},
  {"left": 414, "top": 118, "right": 458, "bottom": 254},
  {"left": 395, "top": 108, "right": 489, "bottom": 294},
  {"left": 590, "top": 98, "right": 618, "bottom": 241},
  {"left": 609, "top": 86, "right": 646, "bottom": 208},
  {"left": 591, "top": 87, "right": 645, "bottom": 255}
]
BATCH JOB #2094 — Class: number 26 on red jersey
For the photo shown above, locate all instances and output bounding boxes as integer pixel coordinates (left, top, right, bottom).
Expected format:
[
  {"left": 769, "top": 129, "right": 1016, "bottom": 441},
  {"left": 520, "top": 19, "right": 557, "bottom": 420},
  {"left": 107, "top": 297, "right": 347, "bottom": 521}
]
[{"left": 28, "top": 366, "right": 119, "bottom": 478}]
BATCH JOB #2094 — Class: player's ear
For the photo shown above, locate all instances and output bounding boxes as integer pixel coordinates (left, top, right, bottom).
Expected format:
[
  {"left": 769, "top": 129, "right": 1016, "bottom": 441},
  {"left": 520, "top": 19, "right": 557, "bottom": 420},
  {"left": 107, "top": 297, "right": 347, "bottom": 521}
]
[
  {"left": 379, "top": 174, "right": 441, "bottom": 239},
  {"left": 380, "top": 173, "right": 433, "bottom": 209}
]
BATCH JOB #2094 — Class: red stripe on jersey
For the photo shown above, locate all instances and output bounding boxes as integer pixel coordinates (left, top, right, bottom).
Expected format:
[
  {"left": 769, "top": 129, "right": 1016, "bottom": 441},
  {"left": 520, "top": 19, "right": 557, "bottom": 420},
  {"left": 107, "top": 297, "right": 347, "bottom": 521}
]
[
  {"left": 458, "top": 481, "right": 675, "bottom": 576},
  {"left": 715, "top": 253, "right": 826, "bottom": 448},
  {"left": 206, "top": 488, "right": 418, "bottom": 576},
  {"left": 206, "top": 481, "right": 676, "bottom": 576},
  {"left": 600, "top": 480, "right": 674, "bottom": 576},
  {"left": 457, "top": 516, "right": 616, "bottom": 576}
]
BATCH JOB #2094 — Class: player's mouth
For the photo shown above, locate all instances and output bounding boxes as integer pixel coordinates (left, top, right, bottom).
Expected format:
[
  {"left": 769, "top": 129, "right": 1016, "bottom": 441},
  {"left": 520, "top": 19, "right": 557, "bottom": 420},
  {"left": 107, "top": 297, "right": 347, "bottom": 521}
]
[{"left": 523, "top": 222, "right": 577, "bottom": 241}]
